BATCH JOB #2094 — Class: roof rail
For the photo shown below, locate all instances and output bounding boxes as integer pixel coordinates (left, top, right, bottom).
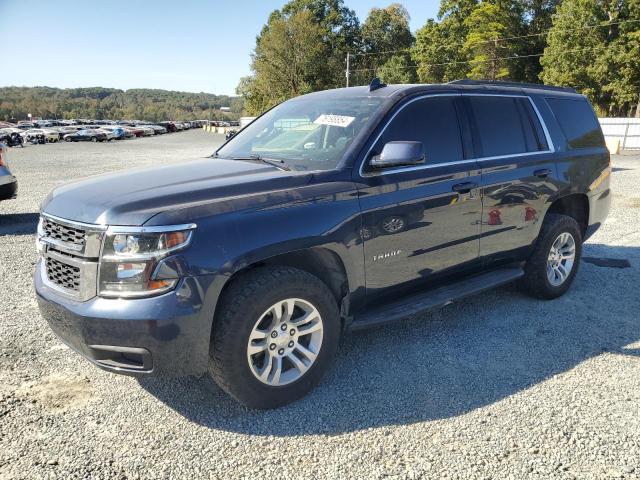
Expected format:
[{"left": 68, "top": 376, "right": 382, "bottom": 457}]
[{"left": 447, "top": 79, "right": 576, "bottom": 93}]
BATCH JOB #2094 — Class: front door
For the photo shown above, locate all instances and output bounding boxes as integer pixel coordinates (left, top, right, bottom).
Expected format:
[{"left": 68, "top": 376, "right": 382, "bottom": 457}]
[{"left": 355, "top": 95, "right": 482, "bottom": 295}]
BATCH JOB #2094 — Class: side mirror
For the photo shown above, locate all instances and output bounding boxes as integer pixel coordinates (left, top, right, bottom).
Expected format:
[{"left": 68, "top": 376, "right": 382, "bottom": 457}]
[{"left": 370, "top": 141, "right": 425, "bottom": 169}]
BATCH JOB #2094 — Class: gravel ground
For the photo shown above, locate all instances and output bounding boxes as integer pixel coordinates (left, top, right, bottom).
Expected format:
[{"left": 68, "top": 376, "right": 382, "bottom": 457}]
[{"left": 1, "top": 131, "right": 639, "bottom": 480}]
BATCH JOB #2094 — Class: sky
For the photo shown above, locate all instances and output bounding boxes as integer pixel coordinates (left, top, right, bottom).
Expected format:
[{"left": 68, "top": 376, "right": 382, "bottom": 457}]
[{"left": 0, "top": 0, "right": 439, "bottom": 96}]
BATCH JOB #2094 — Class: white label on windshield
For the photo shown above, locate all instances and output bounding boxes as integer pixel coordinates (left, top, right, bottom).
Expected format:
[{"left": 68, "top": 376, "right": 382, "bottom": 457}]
[{"left": 313, "top": 114, "right": 355, "bottom": 128}]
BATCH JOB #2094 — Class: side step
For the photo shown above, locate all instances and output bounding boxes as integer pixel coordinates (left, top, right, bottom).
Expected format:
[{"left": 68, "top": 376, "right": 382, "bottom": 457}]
[{"left": 351, "top": 267, "right": 524, "bottom": 331}]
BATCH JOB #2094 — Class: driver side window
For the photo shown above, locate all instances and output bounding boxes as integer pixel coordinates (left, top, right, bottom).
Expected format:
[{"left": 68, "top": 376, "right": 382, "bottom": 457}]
[{"left": 376, "top": 96, "right": 464, "bottom": 165}]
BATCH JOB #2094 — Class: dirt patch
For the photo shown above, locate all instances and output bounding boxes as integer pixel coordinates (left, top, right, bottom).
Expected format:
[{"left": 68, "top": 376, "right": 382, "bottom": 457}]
[
  {"left": 18, "top": 374, "right": 95, "bottom": 414},
  {"left": 624, "top": 197, "right": 640, "bottom": 209}
]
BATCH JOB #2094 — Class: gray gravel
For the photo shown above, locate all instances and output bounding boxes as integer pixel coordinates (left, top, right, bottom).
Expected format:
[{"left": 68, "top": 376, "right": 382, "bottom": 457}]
[{"left": 1, "top": 132, "right": 639, "bottom": 480}]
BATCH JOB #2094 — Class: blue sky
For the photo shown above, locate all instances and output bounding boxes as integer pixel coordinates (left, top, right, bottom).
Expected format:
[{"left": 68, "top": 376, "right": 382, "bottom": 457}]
[{"left": 0, "top": 0, "right": 439, "bottom": 96}]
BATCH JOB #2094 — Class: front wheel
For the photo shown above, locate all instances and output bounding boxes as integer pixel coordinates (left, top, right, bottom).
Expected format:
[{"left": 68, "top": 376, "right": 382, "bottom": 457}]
[
  {"left": 522, "top": 213, "right": 582, "bottom": 299},
  {"left": 210, "top": 266, "right": 340, "bottom": 409},
  {"left": 91, "top": 137, "right": 97, "bottom": 142}
]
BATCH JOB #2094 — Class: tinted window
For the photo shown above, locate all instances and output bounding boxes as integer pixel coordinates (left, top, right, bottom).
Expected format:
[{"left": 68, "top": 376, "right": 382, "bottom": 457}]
[
  {"left": 468, "top": 96, "right": 543, "bottom": 157},
  {"left": 374, "top": 96, "right": 463, "bottom": 165},
  {"left": 546, "top": 97, "right": 604, "bottom": 149}
]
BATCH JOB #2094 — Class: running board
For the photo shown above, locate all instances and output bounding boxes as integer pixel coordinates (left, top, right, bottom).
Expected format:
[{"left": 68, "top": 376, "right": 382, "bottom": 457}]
[{"left": 351, "top": 267, "right": 524, "bottom": 330}]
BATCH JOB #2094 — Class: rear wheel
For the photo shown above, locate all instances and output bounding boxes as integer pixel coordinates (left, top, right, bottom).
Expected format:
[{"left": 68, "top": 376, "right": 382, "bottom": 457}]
[
  {"left": 91, "top": 137, "right": 97, "bottom": 142},
  {"left": 522, "top": 213, "right": 582, "bottom": 299},
  {"left": 65, "top": 137, "right": 72, "bottom": 142},
  {"left": 210, "top": 266, "right": 340, "bottom": 409}
]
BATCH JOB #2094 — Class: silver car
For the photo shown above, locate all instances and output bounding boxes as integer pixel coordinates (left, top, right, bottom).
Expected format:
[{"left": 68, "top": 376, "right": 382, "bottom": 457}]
[{"left": 0, "top": 144, "right": 18, "bottom": 201}]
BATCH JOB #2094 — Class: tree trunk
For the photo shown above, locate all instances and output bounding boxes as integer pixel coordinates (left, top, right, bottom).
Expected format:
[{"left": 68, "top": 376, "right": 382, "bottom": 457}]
[{"left": 636, "top": 98, "right": 640, "bottom": 119}]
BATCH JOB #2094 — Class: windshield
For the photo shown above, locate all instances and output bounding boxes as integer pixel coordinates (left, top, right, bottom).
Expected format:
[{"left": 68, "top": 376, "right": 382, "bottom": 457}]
[{"left": 216, "top": 96, "right": 384, "bottom": 171}]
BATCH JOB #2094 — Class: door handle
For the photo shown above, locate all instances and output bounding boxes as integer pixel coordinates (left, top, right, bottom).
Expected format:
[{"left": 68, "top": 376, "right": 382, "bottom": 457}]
[
  {"left": 452, "top": 182, "right": 478, "bottom": 194},
  {"left": 534, "top": 168, "right": 552, "bottom": 178}
]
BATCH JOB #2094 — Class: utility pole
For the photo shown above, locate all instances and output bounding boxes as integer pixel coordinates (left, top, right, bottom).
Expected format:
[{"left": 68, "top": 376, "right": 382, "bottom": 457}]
[{"left": 345, "top": 53, "right": 350, "bottom": 87}]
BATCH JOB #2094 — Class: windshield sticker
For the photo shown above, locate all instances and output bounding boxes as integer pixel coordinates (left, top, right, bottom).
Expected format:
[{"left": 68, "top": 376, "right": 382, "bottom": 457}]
[{"left": 313, "top": 114, "right": 355, "bottom": 128}]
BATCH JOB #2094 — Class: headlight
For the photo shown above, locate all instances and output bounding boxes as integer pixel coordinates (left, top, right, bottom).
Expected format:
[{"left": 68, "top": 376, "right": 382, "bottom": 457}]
[{"left": 98, "top": 225, "right": 195, "bottom": 298}]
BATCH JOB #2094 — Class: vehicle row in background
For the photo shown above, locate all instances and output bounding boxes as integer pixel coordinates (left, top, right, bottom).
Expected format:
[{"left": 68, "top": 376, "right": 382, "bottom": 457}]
[{"left": 0, "top": 119, "right": 207, "bottom": 146}]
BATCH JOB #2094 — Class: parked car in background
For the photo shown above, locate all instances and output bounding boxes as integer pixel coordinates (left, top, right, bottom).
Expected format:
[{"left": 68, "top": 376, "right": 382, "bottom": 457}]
[
  {"left": 122, "top": 126, "right": 144, "bottom": 137},
  {"left": 137, "top": 126, "right": 155, "bottom": 136},
  {"left": 158, "top": 121, "right": 177, "bottom": 132},
  {"left": 63, "top": 129, "right": 108, "bottom": 142},
  {"left": 0, "top": 144, "right": 17, "bottom": 201},
  {"left": 145, "top": 124, "right": 167, "bottom": 135},
  {"left": 0, "top": 129, "right": 24, "bottom": 147},
  {"left": 24, "top": 128, "right": 60, "bottom": 143},
  {"left": 99, "top": 126, "right": 127, "bottom": 140},
  {"left": 56, "top": 126, "right": 83, "bottom": 139}
]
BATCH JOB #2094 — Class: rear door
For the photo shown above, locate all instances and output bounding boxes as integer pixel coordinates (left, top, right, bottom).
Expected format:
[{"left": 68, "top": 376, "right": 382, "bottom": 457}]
[
  {"left": 355, "top": 95, "right": 482, "bottom": 294},
  {"left": 464, "top": 94, "right": 558, "bottom": 264}
]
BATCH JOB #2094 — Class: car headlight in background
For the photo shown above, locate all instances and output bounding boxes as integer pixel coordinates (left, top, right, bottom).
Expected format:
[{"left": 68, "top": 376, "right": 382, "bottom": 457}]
[{"left": 98, "top": 225, "right": 195, "bottom": 298}]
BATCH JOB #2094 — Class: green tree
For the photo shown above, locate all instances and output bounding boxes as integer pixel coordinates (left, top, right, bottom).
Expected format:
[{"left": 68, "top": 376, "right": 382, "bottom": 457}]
[
  {"left": 358, "top": 3, "right": 415, "bottom": 83},
  {"left": 412, "top": 0, "right": 477, "bottom": 83},
  {"left": 464, "top": 2, "right": 515, "bottom": 80},
  {"left": 378, "top": 54, "right": 417, "bottom": 83},
  {"left": 540, "top": 0, "right": 608, "bottom": 108},
  {"left": 249, "top": 10, "right": 325, "bottom": 109},
  {"left": 239, "top": 0, "right": 360, "bottom": 113},
  {"left": 598, "top": 0, "right": 640, "bottom": 116},
  {"left": 281, "top": 0, "right": 361, "bottom": 89}
]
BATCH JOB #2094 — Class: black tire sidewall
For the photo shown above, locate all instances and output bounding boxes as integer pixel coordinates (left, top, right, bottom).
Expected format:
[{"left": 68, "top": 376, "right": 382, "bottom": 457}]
[
  {"left": 211, "top": 268, "right": 340, "bottom": 409},
  {"left": 525, "top": 214, "right": 582, "bottom": 299}
]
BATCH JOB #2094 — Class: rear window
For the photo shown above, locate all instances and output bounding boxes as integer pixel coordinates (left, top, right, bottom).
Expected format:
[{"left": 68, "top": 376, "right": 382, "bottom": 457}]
[
  {"left": 467, "top": 96, "right": 546, "bottom": 157},
  {"left": 545, "top": 97, "right": 604, "bottom": 149}
]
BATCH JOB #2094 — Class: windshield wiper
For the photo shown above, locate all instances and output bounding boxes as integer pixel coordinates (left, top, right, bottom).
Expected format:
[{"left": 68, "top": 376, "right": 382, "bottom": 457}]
[{"left": 231, "top": 154, "right": 291, "bottom": 171}]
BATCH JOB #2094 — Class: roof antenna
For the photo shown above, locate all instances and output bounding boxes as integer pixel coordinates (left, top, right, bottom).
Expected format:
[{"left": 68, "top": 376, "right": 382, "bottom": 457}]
[{"left": 369, "top": 77, "right": 387, "bottom": 92}]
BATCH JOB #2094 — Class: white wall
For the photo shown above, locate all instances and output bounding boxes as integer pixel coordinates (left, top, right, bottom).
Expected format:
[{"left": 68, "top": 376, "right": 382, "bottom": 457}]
[{"left": 599, "top": 118, "right": 640, "bottom": 150}]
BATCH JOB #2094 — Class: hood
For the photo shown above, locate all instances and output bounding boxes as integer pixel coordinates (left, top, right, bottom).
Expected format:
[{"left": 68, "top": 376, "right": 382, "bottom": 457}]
[{"left": 41, "top": 157, "right": 305, "bottom": 226}]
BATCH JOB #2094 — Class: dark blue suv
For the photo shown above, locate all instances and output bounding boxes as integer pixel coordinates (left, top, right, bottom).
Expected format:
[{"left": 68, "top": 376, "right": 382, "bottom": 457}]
[{"left": 35, "top": 80, "right": 611, "bottom": 408}]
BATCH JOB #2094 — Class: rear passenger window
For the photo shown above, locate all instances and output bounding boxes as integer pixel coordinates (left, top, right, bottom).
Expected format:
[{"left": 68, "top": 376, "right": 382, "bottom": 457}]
[
  {"left": 376, "top": 96, "right": 464, "bottom": 165},
  {"left": 545, "top": 97, "right": 604, "bottom": 149},
  {"left": 468, "top": 96, "right": 543, "bottom": 157}
]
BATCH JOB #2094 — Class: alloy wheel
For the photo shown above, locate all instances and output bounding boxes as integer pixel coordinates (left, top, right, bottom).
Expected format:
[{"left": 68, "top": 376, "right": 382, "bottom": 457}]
[
  {"left": 247, "top": 298, "right": 323, "bottom": 386},
  {"left": 546, "top": 232, "right": 576, "bottom": 286}
]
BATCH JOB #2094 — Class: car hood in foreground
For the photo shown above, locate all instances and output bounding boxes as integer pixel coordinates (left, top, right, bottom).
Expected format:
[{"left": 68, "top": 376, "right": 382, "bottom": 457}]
[{"left": 41, "top": 157, "right": 307, "bottom": 226}]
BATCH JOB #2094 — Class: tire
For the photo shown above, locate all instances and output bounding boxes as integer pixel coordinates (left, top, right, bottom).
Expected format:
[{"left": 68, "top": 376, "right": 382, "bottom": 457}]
[
  {"left": 521, "top": 213, "right": 582, "bottom": 299},
  {"left": 65, "top": 137, "right": 71, "bottom": 142},
  {"left": 210, "top": 266, "right": 340, "bottom": 409},
  {"left": 91, "top": 137, "right": 97, "bottom": 142}
]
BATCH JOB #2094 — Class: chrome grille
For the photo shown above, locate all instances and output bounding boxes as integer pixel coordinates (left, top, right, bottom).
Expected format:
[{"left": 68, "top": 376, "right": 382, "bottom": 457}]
[
  {"left": 45, "top": 257, "right": 81, "bottom": 292},
  {"left": 42, "top": 217, "right": 86, "bottom": 247}
]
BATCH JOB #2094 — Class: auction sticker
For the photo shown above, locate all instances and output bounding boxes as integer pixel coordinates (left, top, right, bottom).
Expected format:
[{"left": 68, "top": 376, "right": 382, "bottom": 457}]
[{"left": 314, "top": 114, "right": 355, "bottom": 128}]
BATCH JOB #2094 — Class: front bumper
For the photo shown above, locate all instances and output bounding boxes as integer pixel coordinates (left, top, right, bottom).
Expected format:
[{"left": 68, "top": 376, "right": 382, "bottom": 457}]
[{"left": 35, "top": 262, "right": 223, "bottom": 376}]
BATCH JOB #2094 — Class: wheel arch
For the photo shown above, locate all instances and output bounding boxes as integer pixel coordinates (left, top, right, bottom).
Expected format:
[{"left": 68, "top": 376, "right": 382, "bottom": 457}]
[
  {"left": 545, "top": 193, "right": 589, "bottom": 237},
  {"left": 227, "top": 247, "right": 349, "bottom": 302}
]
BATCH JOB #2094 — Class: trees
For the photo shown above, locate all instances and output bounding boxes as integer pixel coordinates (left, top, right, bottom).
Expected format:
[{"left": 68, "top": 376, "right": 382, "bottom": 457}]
[
  {"left": 0, "top": 87, "right": 243, "bottom": 122},
  {"left": 413, "top": 0, "right": 477, "bottom": 83},
  {"left": 360, "top": 3, "right": 416, "bottom": 83},
  {"left": 463, "top": 2, "right": 515, "bottom": 80},
  {"left": 540, "top": 0, "right": 640, "bottom": 115},
  {"left": 240, "top": 0, "right": 360, "bottom": 114},
  {"left": 249, "top": 10, "right": 325, "bottom": 110},
  {"left": 540, "top": 0, "right": 607, "bottom": 107}
]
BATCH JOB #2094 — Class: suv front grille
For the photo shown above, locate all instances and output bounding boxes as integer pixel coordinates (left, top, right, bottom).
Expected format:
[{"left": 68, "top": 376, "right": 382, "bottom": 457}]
[
  {"left": 38, "top": 215, "right": 104, "bottom": 301},
  {"left": 45, "top": 256, "right": 81, "bottom": 292},
  {"left": 42, "top": 217, "right": 86, "bottom": 247}
]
